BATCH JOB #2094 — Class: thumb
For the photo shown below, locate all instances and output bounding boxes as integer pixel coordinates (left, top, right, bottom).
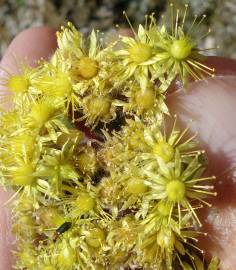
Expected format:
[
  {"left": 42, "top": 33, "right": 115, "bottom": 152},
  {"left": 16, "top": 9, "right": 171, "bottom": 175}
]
[{"left": 167, "top": 58, "right": 236, "bottom": 269}]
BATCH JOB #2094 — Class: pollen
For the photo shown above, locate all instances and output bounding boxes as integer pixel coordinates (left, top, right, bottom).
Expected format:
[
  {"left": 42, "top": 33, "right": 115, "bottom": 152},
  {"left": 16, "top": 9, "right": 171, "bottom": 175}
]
[
  {"left": 129, "top": 43, "right": 152, "bottom": 63},
  {"left": 166, "top": 180, "right": 186, "bottom": 202},
  {"left": 7, "top": 75, "right": 29, "bottom": 93},
  {"left": 76, "top": 57, "right": 99, "bottom": 79},
  {"left": 170, "top": 38, "right": 193, "bottom": 60}
]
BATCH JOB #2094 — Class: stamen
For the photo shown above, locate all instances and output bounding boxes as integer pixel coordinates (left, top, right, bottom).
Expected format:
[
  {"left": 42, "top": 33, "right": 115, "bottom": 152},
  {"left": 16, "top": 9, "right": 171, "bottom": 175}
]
[
  {"left": 186, "top": 200, "right": 202, "bottom": 227},
  {"left": 175, "top": 9, "right": 180, "bottom": 38},
  {"left": 187, "top": 241, "right": 204, "bottom": 254},
  {"left": 189, "top": 195, "right": 213, "bottom": 207},
  {"left": 182, "top": 62, "right": 202, "bottom": 80},
  {"left": 192, "top": 185, "right": 214, "bottom": 190},
  {"left": 147, "top": 12, "right": 156, "bottom": 30},
  {"left": 4, "top": 186, "right": 23, "bottom": 206},
  {"left": 145, "top": 15, "right": 148, "bottom": 30},
  {"left": 187, "top": 14, "right": 198, "bottom": 35},
  {"left": 180, "top": 132, "right": 198, "bottom": 146},
  {"left": 123, "top": 11, "right": 137, "bottom": 38},
  {"left": 188, "top": 188, "right": 216, "bottom": 196},
  {"left": 178, "top": 202, "right": 181, "bottom": 229},
  {"left": 195, "top": 28, "right": 212, "bottom": 43},
  {"left": 191, "top": 59, "right": 215, "bottom": 72},
  {"left": 160, "top": 14, "right": 166, "bottom": 28},
  {"left": 170, "top": 3, "right": 174, "bottom": 36},
  {"left": 181, "top": 4, "right": 189, "bottom": 28},
  {"left": 174, "top": 125, "right": 189, "bottom": 145},
  {"left": 194, "top": 14, "right": 207, "bottom": 32},
  {"left": 187, "top": 60, "right": 215, "bottom": 76}
]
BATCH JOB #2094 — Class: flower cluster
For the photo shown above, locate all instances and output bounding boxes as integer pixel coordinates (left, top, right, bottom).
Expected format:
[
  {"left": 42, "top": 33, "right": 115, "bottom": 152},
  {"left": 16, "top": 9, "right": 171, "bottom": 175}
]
[{"left": 0, "top": 5, "right": 219, "bottom": 270}]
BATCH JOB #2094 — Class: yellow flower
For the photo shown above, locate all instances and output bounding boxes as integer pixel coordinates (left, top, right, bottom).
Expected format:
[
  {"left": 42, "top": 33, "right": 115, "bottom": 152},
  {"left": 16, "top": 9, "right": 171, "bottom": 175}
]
[
  {"left": 33, "top": 66, "right": 72, "bottom": 98},
  {"left": 74, "top": 145, "right": 99, "bottom": 176},
  {"left": 0, "top": 65, "right": 39, "bottom": 107},
  {"left": 5, "top": 66, "right": 37, "bottom": 95},
  {"left": 30, "top": 99, "right": 58, "bottom": 128},
  {"left": 106, "top": 217, "right": 138, "bottom": 266},
  {"left": 143, "top": 150, "right": 216, "bottom": 226},
  {"left": 149, "top": 4, "right": 215, "bottom": 84},
  {"left": 98, "top": 167, "right": 148, "bottom": 216},
  {"left": 99, "top": 117, "right": 198, "bottom": 173},
  {"left": 79, "top": 93, "right": 116, "bottom": 128},
  {"left": 53, "top": 26, "right": 116, "bottom": 121},
  {"left": 139, "top": 116, "right": 198, "bottom": 164},
  {"left": 21, "top": 98, "right": 70, "bottom": 142},
  {"left": 35, "top": 144, "right": 81, "bottom": 197},
  {"left": 7, "top": 74, "right": 30, "bottom": 94},
  {"left": 32, "top": 64, "right": 80, "bottom": 122},
  {"left": 61, "top": 182, "right": 102, "bottom": 220},
  {"left": 114, "top": 17, "right": 159, "bottom": 90},
  {"left": 16, "top": 243, "right": 38, "bottom": 269},
  {"left": 55, "top": 25, "right": 115, "bottom": 95},
  {"left": 56, "top": 22, "right": 82, "bottom": 55},
  {"left": 136, "top": 209, "right": 203, "bottom": 269},
  {"left": 98, "top": 118, "right": 145, "bottom": 171},
  {"left": 116, "top": 81, "right": 169, "bottom": 122}
]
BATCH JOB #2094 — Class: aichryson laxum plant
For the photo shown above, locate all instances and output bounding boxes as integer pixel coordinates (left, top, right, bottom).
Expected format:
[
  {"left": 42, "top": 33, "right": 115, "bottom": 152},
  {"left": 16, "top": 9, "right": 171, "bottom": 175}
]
[{"left": 0, "top": 4, "right": 220, "bottom": 270}]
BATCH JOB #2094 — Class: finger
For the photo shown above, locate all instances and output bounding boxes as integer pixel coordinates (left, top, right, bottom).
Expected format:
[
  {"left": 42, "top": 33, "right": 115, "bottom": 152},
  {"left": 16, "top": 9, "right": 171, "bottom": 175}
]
[
  {"left": 0, "top": 26, "right": 57, "bottom": 270},
  {"left": 1, "top": 26, "right": 56, "bottom": 72},
  {"left": 167, "top": 59, "right": 236, "bottom": 269}
]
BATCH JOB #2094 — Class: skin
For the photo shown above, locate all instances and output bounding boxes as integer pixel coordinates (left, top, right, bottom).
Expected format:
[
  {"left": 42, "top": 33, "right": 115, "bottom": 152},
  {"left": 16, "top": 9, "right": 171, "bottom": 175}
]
[{"left": 0, "top": 27, "right": 236, "bottom": 270}]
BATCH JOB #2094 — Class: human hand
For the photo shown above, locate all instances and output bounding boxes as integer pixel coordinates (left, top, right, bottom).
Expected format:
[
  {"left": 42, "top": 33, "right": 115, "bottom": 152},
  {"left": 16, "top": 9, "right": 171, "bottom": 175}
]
[{"left": 0, "top": 27, "right": 236, "bottom": 270}]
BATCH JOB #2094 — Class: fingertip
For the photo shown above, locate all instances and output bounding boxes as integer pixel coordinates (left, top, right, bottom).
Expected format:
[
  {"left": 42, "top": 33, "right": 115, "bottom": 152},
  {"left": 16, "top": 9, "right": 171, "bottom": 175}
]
[{"left": 1, "top": 26, "right": 57, "bottom": 73}]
